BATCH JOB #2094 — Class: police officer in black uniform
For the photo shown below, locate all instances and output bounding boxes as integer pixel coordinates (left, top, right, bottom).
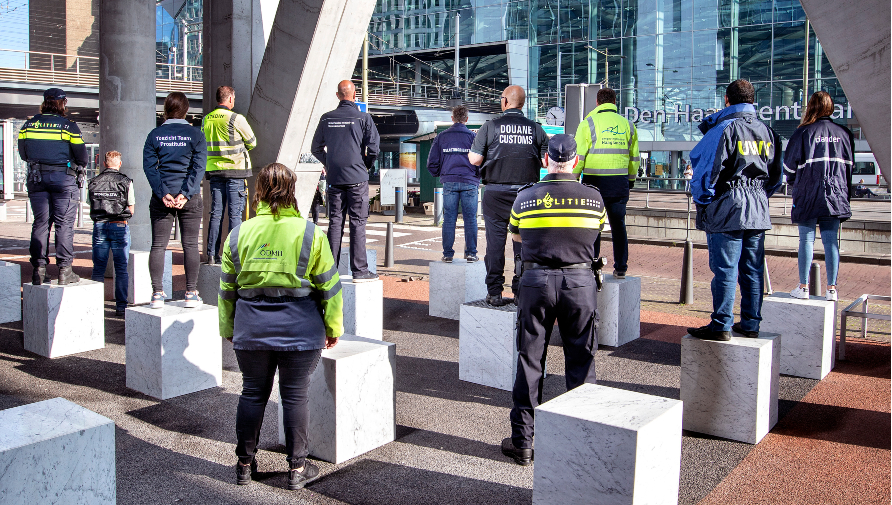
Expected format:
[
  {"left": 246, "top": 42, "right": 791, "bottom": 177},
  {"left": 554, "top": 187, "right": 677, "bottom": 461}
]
[
  {"left": 469, "top": 85, "right": 548, "bottom": 306},
  {"left": 500, "top": 134, "right": 606, "bottom": 466},
  {"left": 19, "top": 88, "right": 89, "bottom": 285}
]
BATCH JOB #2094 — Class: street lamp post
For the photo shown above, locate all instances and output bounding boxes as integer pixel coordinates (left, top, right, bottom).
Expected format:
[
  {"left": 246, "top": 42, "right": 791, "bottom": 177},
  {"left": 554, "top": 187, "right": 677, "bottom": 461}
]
[{"left": 585, "top": 45, "right": 626, "bottom": 88}]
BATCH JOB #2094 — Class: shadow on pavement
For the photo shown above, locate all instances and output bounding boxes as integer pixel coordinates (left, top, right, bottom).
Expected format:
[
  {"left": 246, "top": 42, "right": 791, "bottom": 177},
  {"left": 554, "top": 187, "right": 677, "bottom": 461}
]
[
  {"left": 396, "top": 355, "right": 510, "bottom": 408},
  {"left": 385, "top": 298, "right": 459, "bottom": 340},
  {"left": 395, "top": 426, "right": 505, "bottom": 463},
  {"left": 311, "top": 459, "right": 531, "bottom": 505}
]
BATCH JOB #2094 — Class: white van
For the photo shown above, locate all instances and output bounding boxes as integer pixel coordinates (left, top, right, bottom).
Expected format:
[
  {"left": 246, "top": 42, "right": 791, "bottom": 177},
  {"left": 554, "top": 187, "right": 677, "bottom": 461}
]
[{"left": 852, "top": 153, "right": 884, "bottom": 186}]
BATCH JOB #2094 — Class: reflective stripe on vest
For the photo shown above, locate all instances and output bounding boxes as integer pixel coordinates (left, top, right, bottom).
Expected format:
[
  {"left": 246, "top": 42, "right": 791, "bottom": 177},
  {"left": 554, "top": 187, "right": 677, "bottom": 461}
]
[
  {"left": 587, "top": 116, "right": 596, "bottom": 147},
  {"left": 583, "top": 167, "right": 630, "bottom": 176},
  {"left": 294, "top": 220, "right": 315, "bottom": 288},
  {"left": 237, "top": 286, "right": 313, "bottom": 298},
  {"left": 229, "top": 224, "right": 243, "bottom": 273}
]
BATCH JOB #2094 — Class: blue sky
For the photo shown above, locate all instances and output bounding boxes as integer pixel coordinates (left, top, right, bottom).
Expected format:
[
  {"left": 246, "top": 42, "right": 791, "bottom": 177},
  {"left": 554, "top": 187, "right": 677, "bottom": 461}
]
[{"left": 0, "top": 1, "right": 29, "bottom": 68}]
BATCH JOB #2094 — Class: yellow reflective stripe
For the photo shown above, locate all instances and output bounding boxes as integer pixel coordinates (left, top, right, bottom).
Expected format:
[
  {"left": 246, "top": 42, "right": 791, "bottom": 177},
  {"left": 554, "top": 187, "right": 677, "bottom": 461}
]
[
  {"left": 509, "top": 216, "right": 520, "bottom": 227},
  {"left": 20, "top": 132, "right": 63, "bottom": 140},
  {"left": 519, "top": 216, "right": 605, "bottom": 228},
  {"left": 514, "top": 207, "right": 606, "bottom": 218}
]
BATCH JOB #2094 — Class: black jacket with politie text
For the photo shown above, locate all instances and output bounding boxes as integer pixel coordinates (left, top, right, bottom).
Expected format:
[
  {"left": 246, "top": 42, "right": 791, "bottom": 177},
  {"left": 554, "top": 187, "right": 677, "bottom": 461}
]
[
  {"left": 783, "top": 117, "right": 854, "bottom": 224},
  {"left": 311, "top": 100, "right": 380, "bottom": 186},
  {"left": 470, "top": 108, "right": 548, "bottom": 185}
]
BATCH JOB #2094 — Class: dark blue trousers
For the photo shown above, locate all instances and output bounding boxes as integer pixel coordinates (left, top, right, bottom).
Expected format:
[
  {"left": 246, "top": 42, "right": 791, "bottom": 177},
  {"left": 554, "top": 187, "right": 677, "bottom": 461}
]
[{"left": 28, "top": 170, "right": 79, "bottom": 267}]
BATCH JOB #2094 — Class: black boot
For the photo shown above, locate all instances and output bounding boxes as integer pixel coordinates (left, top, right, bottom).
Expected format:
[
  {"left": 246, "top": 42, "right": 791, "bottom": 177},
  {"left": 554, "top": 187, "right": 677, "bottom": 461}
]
[
  {"left": 57, "top": 265, "right": 80, "bottom": 285},
  {"left": 32, "top": 265, "right": 47, "bottom": 285}
]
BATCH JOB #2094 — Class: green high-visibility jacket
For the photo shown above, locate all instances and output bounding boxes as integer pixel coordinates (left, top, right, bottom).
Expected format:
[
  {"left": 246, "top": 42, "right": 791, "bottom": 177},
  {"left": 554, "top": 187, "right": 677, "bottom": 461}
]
[
  {"left": 573, "top": 103, "right": 640, "bottom": 181},
  {"left": 202, "top": 106, "right": 257, "bottom": 178},
  {"left": 219, "top": 202, "right": 343, "bottom": 342}
]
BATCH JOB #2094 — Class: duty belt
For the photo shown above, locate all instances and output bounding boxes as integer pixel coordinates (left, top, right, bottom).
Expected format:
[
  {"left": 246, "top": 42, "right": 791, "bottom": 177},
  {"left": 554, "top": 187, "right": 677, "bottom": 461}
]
[
  {"left": 484, "top": 183, "right": 525, "bottom": 191},
  {"left": 522, "top": 262, "right": 591, "bottom": 270},
  {"left": 32, "top": 163, "right": 69, "bottom": 172}
]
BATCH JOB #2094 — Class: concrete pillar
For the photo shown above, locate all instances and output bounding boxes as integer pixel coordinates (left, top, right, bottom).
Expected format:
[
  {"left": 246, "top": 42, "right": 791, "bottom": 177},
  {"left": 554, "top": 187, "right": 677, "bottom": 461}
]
[
  {"left": 246, "top": 0, "right": 379, "bottom": 214},
  {"left": 98, "top": 0, "right": 156, "bottom": 250}
]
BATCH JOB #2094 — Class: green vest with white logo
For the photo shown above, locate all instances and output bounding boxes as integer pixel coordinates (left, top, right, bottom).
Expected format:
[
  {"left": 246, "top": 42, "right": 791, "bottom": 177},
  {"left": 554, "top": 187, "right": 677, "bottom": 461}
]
[
  {"left": 202, "top": 107, "right": 257, "bottom": 178},
  {"left": 573, "top": 103, "right": 640, "bottom": 180}
]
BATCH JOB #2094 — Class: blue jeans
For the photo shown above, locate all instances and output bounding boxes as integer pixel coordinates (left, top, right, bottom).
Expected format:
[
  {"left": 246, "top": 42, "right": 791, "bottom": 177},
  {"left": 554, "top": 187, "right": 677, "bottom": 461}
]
[
  {"left": 207, "top": 178, "right": 247, "bottom": 261},
  {"left": 91, "top": 221, "right": 131, "bottom": 311},
  {"left": 442, "top": 182, "right": 479, "bottom": 257},
  {"left": 797, "top": 217, "right": 840, "bottom": 286},
  {"left": 706, "top": 230, "right": 765, "bottom": 332}
]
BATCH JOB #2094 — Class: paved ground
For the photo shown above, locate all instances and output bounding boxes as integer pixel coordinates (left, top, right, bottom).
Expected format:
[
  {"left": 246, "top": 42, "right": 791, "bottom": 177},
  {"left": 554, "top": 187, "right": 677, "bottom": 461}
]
[{"left": 0, "top": 205, "right": 888, "bottom": 504}]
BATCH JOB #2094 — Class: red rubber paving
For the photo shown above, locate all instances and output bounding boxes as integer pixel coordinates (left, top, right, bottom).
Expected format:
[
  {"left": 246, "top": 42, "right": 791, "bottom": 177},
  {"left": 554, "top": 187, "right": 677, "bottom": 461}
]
[{"left": 700, "top": 338, "right": 891, "bottom": 505}]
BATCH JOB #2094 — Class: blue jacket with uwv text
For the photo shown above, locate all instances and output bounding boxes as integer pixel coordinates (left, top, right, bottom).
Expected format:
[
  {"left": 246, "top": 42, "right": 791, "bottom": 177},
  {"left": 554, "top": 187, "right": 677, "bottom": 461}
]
[{"left": 690, "top": 103, "right": 783, "bottom": 233}]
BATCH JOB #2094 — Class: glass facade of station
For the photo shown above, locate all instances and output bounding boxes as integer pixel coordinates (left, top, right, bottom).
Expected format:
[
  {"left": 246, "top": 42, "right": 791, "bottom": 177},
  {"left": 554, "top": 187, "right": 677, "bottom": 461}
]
[{"left": 365, "top": 0, "right": 856, "bottom": 143}]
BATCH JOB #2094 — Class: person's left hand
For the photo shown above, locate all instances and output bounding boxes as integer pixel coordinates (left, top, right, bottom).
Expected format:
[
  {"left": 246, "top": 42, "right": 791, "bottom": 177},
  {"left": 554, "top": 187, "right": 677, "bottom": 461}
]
[
  {"left": 174, "top": 194, "right": 188, "bottom": 209},
  {"left": 325, "top": 336, "right": 338, "bottom": 349}
]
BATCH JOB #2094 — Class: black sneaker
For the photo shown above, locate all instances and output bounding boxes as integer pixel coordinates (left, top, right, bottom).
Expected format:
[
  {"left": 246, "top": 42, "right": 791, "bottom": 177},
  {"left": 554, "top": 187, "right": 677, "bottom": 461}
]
[
  {"left": 613, "top": 270, "right": 627, "bottom": 279},
  {"left": 485, "top": 294, "right": 512, "bottom": 307},
  {"left": 115, "top": 309, "right": 126, "bottom": 318},
  {"left": 352, "top": 271, "right": 379, "bottom": 283},
  {"left": 442, "top": 256, "right": 453, "bottom": 263},
  {"left": 732, "top": 323, "right": 759, "bottom": 338},
  {"left": 32, "top": 265, "right": 47, "bottom": 285},
  {"left": 687, "top": 325, "right": 731, "bottom": 341},
  {"left": 206, "top": 257, "right": 217, "bottom": 266},
  {"left": 57, "top": 265, "right": 80, "bottom": 285},
  {"left": 501, "top": 437, "right": 532, "bottom": 466},
  {"left": 287, "top": 461, "right": 320, "bottom": 490},
  {"left": 465, "top": 254, "right": 479, "bottom": 262},
  {"left": 236, "top": 459, "right": 257, "bottom": 485}
]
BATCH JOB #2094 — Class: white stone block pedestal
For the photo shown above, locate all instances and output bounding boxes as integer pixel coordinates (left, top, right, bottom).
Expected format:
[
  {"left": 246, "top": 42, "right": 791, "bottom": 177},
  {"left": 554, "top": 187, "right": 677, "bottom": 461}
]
[
  {"left": 761, "top": 293, "right": 835, "bottom": 379},
  {"left": 681, "top": 333, "right": 781, "bottom": 444},
  {"left": 429, "top": 259, "right": 487, "bottom": 319},
  {"left": 125, "top": 301, "right": 222, "bottom": 400},
  {"left": 338, "top": 249, "right": 377, "bottom": 277},
  {"left": 277, "top": 335, "right": 396, "bottom": 463},
  {"left": 0, "top": 260, "right": 21, "bottom": 323},
  {"left": 23, "top": 280, "right": 104, "bottom": 358},
  {"left": 459, "top": 301, "right": 518, "bottom": 391},
  {"left": 197, "top": 263, "right": 222, "bottom": 306},
  {"left": 0, "top": 398, "right": 115, "bottom": 503},
  {"left": 119, "top": 250, "right": 172, "bottom": 304},
  {"left": 533, "top": 384, "right": 683, "bottom": 505},
  {"left": 597, "top": 274, "right": 641, "bottom": 347},
  {"left": 341, "top": 277, "right": 383, "bottom": 340}
]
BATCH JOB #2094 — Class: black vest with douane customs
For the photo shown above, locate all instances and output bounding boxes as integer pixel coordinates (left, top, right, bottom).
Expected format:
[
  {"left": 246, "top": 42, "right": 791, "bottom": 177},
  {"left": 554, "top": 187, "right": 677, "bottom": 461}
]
[{"left": 88, "top": 169, "right": 132, "bottom": 222}]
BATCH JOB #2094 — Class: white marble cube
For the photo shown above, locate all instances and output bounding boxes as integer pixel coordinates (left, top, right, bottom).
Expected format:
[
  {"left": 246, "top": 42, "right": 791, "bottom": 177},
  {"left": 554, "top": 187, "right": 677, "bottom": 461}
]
[
  {"left": 23, "top": 280, "right": 104, "bottom": 358},
  {"left": 761, "top": 294, "right": 835, "bottom": 379},
  {"left": 125, "top": 301, "right": 222, "bottom": 400},
  {"left": 277, "top": 335, "right": 396, "bottom": 463},
  {"left": 597, "top": 274, "right": 641, "bottom": 347},
  {"left": 341, "top": 277, "right": 383, "bottom": 340},
  {"left": 118, "top": 250, "right": 172, "bottom": 304},
  {"left": 0, "top": 398, "right": 115, "bottom": 504},
  {"left": 0, "top": 261, "right": 21, "bottom": 323},
  {"left": 197, "top": 263, "right": 222, "bottom": 306},
  {"left": 429, "top": 259, "right": 487, "bottom": 320},
  {"left": 338, "top": 249, "right": 377, "bottom": 277},
  {"left": 533, "top": 384, "right": 682, "bottom": 505},
  {"left": 459, "top": 301, "right": 518, "bottom": 391},
  {"left": 681, "top": 333, "right": 781, "bottom": 444}
]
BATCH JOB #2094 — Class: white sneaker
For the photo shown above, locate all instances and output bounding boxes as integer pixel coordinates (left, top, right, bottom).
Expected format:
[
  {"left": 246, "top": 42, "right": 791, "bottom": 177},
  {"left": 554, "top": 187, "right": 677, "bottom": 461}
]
[
  {"left": 790, "top": 286, "right": 809, "bottom": 299},
  {"left": 826, "top": 288, "right": 838, "bottom": 302}
]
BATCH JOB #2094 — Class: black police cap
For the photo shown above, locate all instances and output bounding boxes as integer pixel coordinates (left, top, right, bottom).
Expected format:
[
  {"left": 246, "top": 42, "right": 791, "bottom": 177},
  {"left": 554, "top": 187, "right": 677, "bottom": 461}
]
[
  {"left": 547, "top": 134, "right": 577, "bottom": 162},
  {"left": 44, "top": 88, "right": 66, "bottom": 101}
]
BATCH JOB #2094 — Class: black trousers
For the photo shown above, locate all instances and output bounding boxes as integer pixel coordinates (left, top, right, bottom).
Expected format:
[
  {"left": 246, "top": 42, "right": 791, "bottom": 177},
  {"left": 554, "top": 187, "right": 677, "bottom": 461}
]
[
  {"left": 234, "top": 349, "right": 322, "bottom": 468},
  {"left": 510, "top": 268, "right": 598, "bottom": 449},
  {"left": 327, "top": 181, "right": 369, "bottom": 275},
  {"left": 594, "top": 195, "right": 630, "bottom": 273},
  {"left": 149, "top": 194, "right": 202, "bottom": 292},
  {"left": 482, "top": 185, "right": 523, "bottom": 296},
  {"left": 27, "top": 170, "right": 78, "bottom": 267}
]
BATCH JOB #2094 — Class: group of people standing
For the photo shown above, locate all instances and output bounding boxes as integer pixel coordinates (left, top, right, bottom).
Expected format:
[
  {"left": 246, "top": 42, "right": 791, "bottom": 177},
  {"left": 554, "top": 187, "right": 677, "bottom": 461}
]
[{"left": 17, "top": 76, "right": 856, "bottom": 485}]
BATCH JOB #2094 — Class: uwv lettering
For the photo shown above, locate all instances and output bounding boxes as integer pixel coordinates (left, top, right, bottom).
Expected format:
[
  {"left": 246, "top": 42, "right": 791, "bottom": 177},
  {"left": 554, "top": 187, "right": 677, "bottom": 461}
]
[{"left": 737, "top": 140, "right": 772, "bottom": 157}]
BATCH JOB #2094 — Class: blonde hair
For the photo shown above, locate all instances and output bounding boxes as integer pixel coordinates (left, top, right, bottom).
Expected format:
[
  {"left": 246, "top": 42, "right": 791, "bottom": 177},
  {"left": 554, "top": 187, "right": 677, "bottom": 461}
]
[
  {"left": 800, "top": 91, "right": 835, "bottom": 127},
  {"left": 105, "top": 151, "right": 122, "bottom": 166}
]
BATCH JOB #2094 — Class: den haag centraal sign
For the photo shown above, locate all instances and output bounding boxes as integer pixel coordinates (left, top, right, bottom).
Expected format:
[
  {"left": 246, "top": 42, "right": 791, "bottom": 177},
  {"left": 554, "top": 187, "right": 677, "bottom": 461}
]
[{"left": 623, "top": 102, "right": 853, "bottom": 123}]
